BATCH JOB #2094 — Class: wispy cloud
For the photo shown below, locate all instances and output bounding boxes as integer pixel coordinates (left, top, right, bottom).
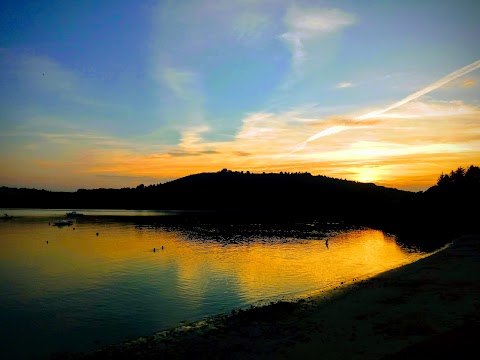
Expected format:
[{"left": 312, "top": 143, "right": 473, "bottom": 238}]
[
  {"left": 357, "top": 59, "right": 480, "bottom": 120},
  {"left": 281, "top": 5, "right": 355, "bottom": 72},
  {"left": 8, "top": 94, "right": 476, "bottom": 192},
  {"left": 178, "top": 125, "right": 210, "bottom": 149},
  {"left": 290, "top": 59, "right": 480, "bottom": 150},
  {"left": 371, "top": 100, "right": 479, "bottom": 119},
  {"left": 3, "top": 1, "right": 479, "bottom": 193},
  {"left": 158, "top": 66, "right": 206, "bottom": 128},
  {"left": 443, "top": 77, "right": 477, "bottom": 89},
  {"left": 10, "top": 52, "right": 78, "bottom": 93},
  {"left": 162, "top": 68, "right": 201, "bottom": 99},
  {"left": 461, "top": 78, "right": 477, "bottom": 88},
  {"left": 336, "top": 82, "right": 354, "bottom": 88},
  {"left": 0, "top": 49, "right": 121, "bottom": 110},
  {"left": 233, "top": 12, "right": 270, "bottom": 42},
  {"left": 168, "top": 149, "right": 218, "bottom": 157}
]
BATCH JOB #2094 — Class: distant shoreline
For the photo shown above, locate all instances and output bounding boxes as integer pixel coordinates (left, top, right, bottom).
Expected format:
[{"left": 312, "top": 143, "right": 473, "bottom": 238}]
[{"left": 53, "top": 232, "right": 480, "bottom": 359}]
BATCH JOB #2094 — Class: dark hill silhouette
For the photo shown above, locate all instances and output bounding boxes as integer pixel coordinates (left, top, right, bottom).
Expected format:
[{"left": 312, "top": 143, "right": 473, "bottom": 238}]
[
  {"left": 155, "top": 170, "right": 411, "bottom": 218},
  {"left": 1, "top": 166, "right": 478, "bottom": 250},
  {"left": 0, "top": 169, "right": 412, "bottom": 215}
]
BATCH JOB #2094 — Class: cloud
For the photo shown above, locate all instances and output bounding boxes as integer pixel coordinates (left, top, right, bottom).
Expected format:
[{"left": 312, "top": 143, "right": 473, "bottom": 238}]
[
  {"left": 11, "top": 52, "right": 78, "bottom": 92},
  {"left": 284, "top": 6, "right": 355, "bottom": 34},
  {"left": 443, "top": 78, "right": 477, "bottom": 89},
  {"left": 372, "top": 100, "right": 479, "bottom": 119},
  {"left": 178, "top": 125, "right": 210, "bottom": 149},
  {"left": 290, "top": 59, "right": 480, "bottom": 150},
  {"left": 234, "top": 112, "right": 308, "bottom": 153},
  {"left": 79, "top": 95, "right": 478, "bottom": 174},
  {"left": 336, "top": 82, "right": 354, "bottom": 88},
  {"left": 6, "top": 95, "right": 477, "bottom": 192},
  {"left": 159, "top": 67, "right": 206, "bottom": 128},
  {"left": 309, "top": 117, "right": 381, "bottom": 129},
  {"left": 356, "top": 59, "right": 480, "bottom": 120},
  {"left": 0, "top": 50, "right": 121, "bottom": 110},
  {"left": 233, "top": 12, "right": 270, "bottom": 42},
  {"left": 168, "top": 150, "right": 218, "bottom": 157},
  {"left": 281, "top": 5, "right": 355, "bottom": 70},
  {"left": 162, "top": 68, "right": 201, "bottom": 99},
  {"left": 461, "top": 78, "right": 477, "bottom": 88}
]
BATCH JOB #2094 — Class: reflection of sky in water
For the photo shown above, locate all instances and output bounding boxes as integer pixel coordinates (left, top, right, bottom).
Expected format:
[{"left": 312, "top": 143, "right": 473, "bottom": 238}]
[{"left": 0, "top": 209, "right": 428, "bottom": 359}]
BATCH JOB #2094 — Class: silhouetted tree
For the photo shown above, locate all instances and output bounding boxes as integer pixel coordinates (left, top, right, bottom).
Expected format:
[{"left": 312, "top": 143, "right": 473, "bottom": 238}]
[
  {"left": 437, "top": 173, "right": 451, "bottom": 187},
  {"left": 435, "top": 166, "right": 480, "bottom": 190},
  {"left": 452, "top": 167, "right": 466, "bottom": 184},
  {"left": 466, "top": 165, "right": 480, "bottom": 184}
]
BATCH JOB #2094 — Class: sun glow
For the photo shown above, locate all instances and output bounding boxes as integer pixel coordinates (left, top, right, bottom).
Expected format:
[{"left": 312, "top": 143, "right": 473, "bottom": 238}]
[
  {"left": 1, "top": 1, "right": 479, "bottom": 192},
  {"left": 354, "top": 167, "right": 383, "bottom": 184}
]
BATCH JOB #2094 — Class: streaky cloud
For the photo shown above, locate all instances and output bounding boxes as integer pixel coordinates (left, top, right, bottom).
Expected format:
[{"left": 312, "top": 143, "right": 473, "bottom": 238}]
[
  {"left": 356, "top": 59, "right": 480, "bottom": 120},
  {"left": 281, "top": 5, "right": 355, "bottom": 72},
  {"left": 336, "top": 82, "right": 354, "bottom": 88},
  {"left": 162, "top": 68, "right": 200, "bottom": 99},
  {"left": 303, "top": 125, "right": 350, "bottom": 144},
  {"left": 233, "top": 12, "right": 270, "bottom": 42},
  {"left": 291, "top": 59, "right": 480, "bottom": 152}
]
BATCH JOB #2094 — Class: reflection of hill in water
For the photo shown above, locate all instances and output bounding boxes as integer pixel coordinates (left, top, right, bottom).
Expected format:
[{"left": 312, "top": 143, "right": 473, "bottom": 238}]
[{"left": 165, "top": 222, "right": 357, "bottom": 246}]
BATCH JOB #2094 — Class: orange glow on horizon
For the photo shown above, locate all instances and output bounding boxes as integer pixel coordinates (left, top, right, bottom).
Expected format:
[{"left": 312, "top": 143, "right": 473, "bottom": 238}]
[{"left": 1, "top": 100, "right": 479, "bottom": 192}]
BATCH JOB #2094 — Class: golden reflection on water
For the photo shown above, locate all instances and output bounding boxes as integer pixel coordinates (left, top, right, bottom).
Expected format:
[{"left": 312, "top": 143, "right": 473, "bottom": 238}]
[
  {"left": 168, "top": 229, "right": 425, "bottom": 303},
  {"left": 0, "top": 218, "right": 427, "bottom": 306},
  {"left": 0, "top": 215, "right": 430, "bottom": 359}
]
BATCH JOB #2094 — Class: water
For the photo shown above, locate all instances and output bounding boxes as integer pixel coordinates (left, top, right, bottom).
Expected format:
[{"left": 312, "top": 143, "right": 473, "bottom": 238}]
[{"left": 0, "top": 209, "right": 428, "bottom": 359}]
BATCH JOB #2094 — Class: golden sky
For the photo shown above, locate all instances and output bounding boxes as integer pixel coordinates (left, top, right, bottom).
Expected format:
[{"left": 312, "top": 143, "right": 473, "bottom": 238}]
[{"left": 1, "top": 1, "right": 479, "bottom": 192}]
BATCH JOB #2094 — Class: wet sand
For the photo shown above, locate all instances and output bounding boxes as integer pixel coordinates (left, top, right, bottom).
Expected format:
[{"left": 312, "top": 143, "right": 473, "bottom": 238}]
[{"left": 54, "top": 233, "right": 480, "bottom": 359}]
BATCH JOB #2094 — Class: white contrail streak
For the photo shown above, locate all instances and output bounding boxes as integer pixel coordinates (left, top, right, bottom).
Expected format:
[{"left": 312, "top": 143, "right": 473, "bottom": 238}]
[
  {"left": 290, "top": 126, "right": 350, "bottom": 153},
  {"left": 290, "top": 59, "right": 480, "bottom": 153},
  {"left": 356, "top": 59, "right": 480, "bottom": 120}
]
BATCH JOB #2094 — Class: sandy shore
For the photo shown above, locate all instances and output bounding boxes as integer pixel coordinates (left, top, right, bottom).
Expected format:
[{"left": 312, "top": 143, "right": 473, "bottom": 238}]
[{"left": 55, "top": 233, "right": 480, "bottom": 359}]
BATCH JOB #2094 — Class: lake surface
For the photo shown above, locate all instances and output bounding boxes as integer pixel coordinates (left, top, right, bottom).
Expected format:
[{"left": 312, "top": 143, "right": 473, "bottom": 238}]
[{"left": 0, "top": 209, "right": 429, "bottom": 359}]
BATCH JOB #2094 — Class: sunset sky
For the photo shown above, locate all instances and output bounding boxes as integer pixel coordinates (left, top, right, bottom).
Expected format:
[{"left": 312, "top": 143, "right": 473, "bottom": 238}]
[{"left": 1, "top": 0, "right": 479, "bottom": 192}]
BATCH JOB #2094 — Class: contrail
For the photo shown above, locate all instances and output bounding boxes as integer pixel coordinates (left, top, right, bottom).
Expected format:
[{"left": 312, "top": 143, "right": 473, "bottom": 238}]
[
  {"left": 289, "top": 124, "right": 368, "bottom": 153},
  {"left": 356, "top": 59, "right": 480, "bottom": 120},
  {"left": 291, "top": 59, "right": 480, "bottom": 153}
]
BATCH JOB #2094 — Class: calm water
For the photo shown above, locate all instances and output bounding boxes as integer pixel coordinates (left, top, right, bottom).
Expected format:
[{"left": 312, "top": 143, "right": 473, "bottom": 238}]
[{"left": 0, "top": 209, "right": 428, "bottom": 359}]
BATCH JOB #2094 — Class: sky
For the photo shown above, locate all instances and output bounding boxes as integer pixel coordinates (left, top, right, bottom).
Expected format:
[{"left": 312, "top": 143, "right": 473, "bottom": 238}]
[{"left": 1, "top": 0, "right": 479, "bottom": 192}]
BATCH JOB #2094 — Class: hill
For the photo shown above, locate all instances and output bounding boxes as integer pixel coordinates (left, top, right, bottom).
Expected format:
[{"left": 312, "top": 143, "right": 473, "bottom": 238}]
[
  {"left": 1, "top": 166, "right": 478, "bottom": 250},
  {"left": 0, "top": 169, "right": 411, "bottom": 218}
]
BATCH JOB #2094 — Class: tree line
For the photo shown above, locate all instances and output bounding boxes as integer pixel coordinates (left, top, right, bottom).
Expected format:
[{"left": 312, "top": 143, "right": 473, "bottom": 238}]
[{"left": 1, "top": 165, "right": 478, "bottom": 250}]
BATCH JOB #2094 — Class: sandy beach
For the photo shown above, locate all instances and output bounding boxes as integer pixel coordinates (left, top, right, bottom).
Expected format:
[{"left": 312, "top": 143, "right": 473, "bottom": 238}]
[{"left": 55, "top": 233, "right": 480, "bottom": 360}]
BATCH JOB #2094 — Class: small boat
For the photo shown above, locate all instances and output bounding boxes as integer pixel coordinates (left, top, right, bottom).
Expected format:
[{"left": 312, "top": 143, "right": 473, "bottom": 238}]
[
  {"left": 66, "top": 211, "right": 84, "bottom": 217},
  {"left": 3, "top": 214, "right": 13, "bottom": 219},
  {"left": 53, "top": 220, "right": 73, "bottom": 226}
]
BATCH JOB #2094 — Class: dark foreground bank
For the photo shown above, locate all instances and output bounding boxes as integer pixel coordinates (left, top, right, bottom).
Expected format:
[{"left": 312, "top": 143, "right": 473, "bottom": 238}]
[{"left": 51, "top": 232, "right": 480, "bottom": 359}]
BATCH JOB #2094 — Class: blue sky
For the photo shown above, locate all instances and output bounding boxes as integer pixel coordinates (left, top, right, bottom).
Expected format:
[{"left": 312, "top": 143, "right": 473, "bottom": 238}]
[{"left": 1, "top": 0, "right": 479, "bottom": 191}]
